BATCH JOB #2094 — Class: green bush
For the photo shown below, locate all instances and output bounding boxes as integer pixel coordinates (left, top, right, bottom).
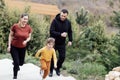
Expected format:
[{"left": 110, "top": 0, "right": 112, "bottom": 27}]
[
  {"left": 0, "top": 0, "right": 50, "bottom": 55},
  {"left": 25, "top": 54, "right": 39, "bottom": 66},
  {"left": 108, "top": 0, "right": 114, "bottom": 8},
  {"left": 112, "top": 31, "right": 120, "bottom": 53},
  {"left": 75, "top": 7, "right": 89, "bottom": 27},
  {"left": 63, "top": 61, "right": 106, "bottom": 80},
  {"left": 78, "top": 63, "right": 106, "bottom": 79},
  {"left": 67, "top": 19, "right": 120, "bottom": 71},
  {"left": 27, "top": 14, "right": 50, "bottom": 55},
  {"left": 111, "top": 10, "right": 120, "bottom": 28}
]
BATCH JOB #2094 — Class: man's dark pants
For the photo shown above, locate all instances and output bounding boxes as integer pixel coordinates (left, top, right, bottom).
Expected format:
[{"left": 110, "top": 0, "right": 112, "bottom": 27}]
[{"left": 50, "top": 44, "right": 66, "bottom": 74}]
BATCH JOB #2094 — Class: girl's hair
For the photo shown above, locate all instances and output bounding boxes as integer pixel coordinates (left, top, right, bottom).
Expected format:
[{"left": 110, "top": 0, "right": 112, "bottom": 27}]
[
  {"left": 20, "top": 13, "right": 29, "bottom": 18},
  {"left": 46, "top": 37, "right": 55, "bottom": 44}
]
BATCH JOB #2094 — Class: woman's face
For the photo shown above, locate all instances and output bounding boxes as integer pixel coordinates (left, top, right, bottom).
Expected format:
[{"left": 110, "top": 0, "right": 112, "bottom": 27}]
[{"left": 20, "top": 16, "right": 28, "bottom": 25}]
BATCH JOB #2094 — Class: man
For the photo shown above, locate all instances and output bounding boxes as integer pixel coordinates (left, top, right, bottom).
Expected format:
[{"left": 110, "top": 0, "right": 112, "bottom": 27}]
[{"left": 49, "top": 9, "right": 73, "bottom": 77}]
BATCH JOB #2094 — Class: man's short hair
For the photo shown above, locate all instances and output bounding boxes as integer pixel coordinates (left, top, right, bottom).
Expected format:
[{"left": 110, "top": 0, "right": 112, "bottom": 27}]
[{"left": 61, "top": 9, "right": 69, "bottom": 14}]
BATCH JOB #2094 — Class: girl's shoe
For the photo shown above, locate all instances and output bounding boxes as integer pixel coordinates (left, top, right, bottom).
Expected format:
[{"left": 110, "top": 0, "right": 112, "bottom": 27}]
[
  {"left": 42, "top": 78, "right": 45, "bottom": 80},
  {"left": 49, "top": 72, "right": 53, "bottom": 77}
]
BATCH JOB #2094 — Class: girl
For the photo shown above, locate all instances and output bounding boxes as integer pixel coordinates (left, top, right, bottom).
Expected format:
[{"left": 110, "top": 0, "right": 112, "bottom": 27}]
[{"left": 35, "top": 37, "right": 57, "bottom": 80}]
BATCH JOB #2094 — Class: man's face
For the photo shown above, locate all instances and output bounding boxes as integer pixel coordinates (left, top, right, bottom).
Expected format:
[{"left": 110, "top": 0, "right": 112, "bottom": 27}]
[{"left": 60, "top": 12, "right": 68, "bottom": 21}]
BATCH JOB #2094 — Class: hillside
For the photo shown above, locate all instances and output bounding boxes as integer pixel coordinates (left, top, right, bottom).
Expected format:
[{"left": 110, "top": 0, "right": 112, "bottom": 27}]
[
  {"left": 14, "top": 0, "right": 120, "bottom": 34},
  {"left": 26, "top": 0, "right": 120, "bottom": 35},
  {"left": 18, "top": 0, "right": 120, "bottom": 15},
  {"left": 3, "top": 0, "right": 120, "bottom": 36}
]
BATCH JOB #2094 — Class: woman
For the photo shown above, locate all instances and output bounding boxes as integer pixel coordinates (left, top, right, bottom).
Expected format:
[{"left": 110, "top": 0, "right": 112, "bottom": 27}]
[{"left": 7, "top": 13, "right": 32, "bottom": 79}]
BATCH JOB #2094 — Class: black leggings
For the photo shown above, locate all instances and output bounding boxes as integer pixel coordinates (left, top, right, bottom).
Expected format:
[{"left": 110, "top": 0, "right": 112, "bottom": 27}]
[
  {"left": 50, "top": 45, "right": 66, "bottom": 73},
  {"left": 10, "top": 45, "right": 26, "bottom": 77}
]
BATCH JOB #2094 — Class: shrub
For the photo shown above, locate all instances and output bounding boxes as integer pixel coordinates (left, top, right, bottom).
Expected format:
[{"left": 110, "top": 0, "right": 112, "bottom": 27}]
[
  {"left": 78, "top": 63, "right": 106, "bottom": 79},
  {"left": 63, "top": 61, "right": 106, "bottom": 80},
  {"left": 0, "top": 0, "right": 50, "bottom": 55},
  {"left": 68, "top": 19, "right": 120, "bottom": 71},
  {"left": 27, "top": 14, "right": 50, "bottom": 55},
  {"left": 111, "top": 10, "right": 120, "bottom": 28},
  {"left": 75, "top": 7, "right": 89, "bottom": 27}
]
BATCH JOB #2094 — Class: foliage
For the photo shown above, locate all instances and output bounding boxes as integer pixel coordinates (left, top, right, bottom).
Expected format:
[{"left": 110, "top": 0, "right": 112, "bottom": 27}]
[
  {"left": 0, "top": 0, "right": 8, "bottom": 53},
  {"left": 78, "top": 63, "right": 106, "bottom": 80},
  {"left": 1, "top": 0, "right": 120, "bottom": 79},
  {"left": 25, "top": 54, "right": 39, "bottom": 66},
  {"left": 27, "top": 14, "right": 50, "bottom": 55},
  {"left": 67, "top": 20, "right": 120, "bottom": 71},
  {"left": 112, "top": 31, "right": 120, "bottom": 52},
  {"left": 0, "top": 0, "right": 50, "bottom": 54},
  {"left": 108, "top": 0, "right": 114, "bottom": 8},
  {"left": 111, "top": 10, "right": 120, "bottom": 28},
  {"left": 63, "top": 61, "right": 106, "bottom": 80},
  {"left": 75, "top": 7, "right": 89, "bottom": 27},
  {"left": 0, "top": 0, "right": 5, "bottom": 9}
]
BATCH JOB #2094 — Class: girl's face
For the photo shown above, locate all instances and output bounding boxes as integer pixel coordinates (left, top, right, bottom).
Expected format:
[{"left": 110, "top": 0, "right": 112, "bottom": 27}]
[
  {"left": 47, "top": 42, "right": 54, "bottom": 49},
  {"left": 20, "top": 16, "right": 28, "bottom": 25}
]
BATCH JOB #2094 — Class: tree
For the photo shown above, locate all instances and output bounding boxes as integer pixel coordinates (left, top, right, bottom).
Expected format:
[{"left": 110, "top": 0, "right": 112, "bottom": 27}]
[
  {"left": 75, "top": 7, "right": 89, "bottom": 27},
  {"left": 111, "top": 10, "right": 120, "bottom": 28},
  {"left": 0, "top": 0, "right": 6, "bottom": 53}
]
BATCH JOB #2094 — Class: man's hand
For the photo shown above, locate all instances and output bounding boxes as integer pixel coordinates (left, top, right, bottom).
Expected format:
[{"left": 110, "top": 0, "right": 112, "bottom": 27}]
[
  {"left": 61, "top": 32, "right": 67, "bottom": 37},
  {"left": 67, "top": 41, "right": 72, "bottom": 46}
]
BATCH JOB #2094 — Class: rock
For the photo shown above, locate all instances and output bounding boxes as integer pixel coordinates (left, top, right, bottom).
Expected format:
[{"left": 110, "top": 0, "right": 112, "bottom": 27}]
[{"left": 105, "top": 67, "right": 120, "bottom": 80}]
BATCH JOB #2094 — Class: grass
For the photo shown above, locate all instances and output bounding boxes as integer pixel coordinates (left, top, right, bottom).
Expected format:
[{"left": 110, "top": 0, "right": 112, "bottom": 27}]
[
  {"left": 62, "top": 61, "right": 106, "bottom": 80},
  {"left": 0, "top": 53, "right": 39, "bottom": 66},
  {"left": 0, "top": 53, "right": 11, "bottom": 59}
]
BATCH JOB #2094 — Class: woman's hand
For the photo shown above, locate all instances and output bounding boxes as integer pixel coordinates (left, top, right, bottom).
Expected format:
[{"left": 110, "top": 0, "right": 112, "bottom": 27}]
[
  {"left": 7, "top": 46, "right": 11, "bottom": 53},
  {"left": 23, "top": 41, "right": 27, "bottom": 45}
]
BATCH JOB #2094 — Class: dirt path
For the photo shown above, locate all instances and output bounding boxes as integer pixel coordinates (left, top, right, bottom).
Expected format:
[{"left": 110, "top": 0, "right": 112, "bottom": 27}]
[{"left": 0, "top": 59, "right": 76, "bottom": 80}]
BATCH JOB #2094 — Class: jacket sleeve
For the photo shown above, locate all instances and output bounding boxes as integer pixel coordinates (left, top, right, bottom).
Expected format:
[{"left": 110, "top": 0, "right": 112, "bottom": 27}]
[
  {"left": 53, "top": 49, "right": 57, "bottom": 66},
  {"left": 68, "top": 21, "right": 73, "bottom": 42},
  {"left": 50, "top": 19, "right": 61, "bottom": 37},
  {"left": 35, "top": 49, "right": 42, "bottom": 58}
]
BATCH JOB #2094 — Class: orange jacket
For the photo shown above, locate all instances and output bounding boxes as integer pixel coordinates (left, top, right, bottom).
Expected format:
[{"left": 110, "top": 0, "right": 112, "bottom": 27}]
[{"left": 35, "top": 46, "right": 57, "bottom": 65}]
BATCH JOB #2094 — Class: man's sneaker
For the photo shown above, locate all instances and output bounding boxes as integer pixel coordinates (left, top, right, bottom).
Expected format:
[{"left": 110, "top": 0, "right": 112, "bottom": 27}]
[
  {"left": 18, "top": 67, "right": 20, "bottom": 71},
  {"left": 55, "top": 69, "right": 60, "bottom": 76},
  {"left": 49, "top": 72, "right": 53, "bottom": 77},
  {"left": 13, "top": 76, "right": 17, "bottom": 79}
]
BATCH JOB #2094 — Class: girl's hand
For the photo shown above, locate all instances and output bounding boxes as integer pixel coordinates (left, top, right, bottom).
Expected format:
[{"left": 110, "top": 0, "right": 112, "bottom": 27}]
[{"left": 54, "top": 64, "right": 57, "bottom": 68}]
